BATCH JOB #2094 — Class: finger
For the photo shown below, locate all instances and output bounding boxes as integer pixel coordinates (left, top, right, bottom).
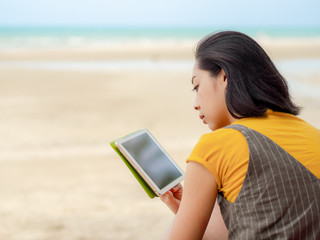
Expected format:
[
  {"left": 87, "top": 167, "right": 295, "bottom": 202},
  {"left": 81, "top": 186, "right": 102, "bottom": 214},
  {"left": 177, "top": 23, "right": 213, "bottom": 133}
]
[
  {"left": 160, "top": 191, "right": 172, "bottom": 203},
  {"left": 170, "top": 183, "right": 183, "bottom": 201},
  {"left": 170, "top": 183, "right": 183, "bottom": 193},
  {"left": 160, "top": 192, "right": 180, "bottom": 214}
]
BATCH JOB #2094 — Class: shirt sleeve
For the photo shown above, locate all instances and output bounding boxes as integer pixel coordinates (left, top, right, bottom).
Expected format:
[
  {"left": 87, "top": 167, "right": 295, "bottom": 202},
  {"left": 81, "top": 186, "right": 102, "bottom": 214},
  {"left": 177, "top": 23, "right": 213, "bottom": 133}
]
[
  {"left": 186, "top": 130, "right": 227, "bottom": 189},
  {"left": 186, "top": 128, "right": 249, "bottom": 193}
]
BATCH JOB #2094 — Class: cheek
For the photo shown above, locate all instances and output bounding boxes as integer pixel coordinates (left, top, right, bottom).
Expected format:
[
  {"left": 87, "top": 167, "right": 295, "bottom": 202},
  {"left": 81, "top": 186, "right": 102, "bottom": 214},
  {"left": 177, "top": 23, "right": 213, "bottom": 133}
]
[{"left": 207, "top": 91, "right": 227, "bottom": 120}]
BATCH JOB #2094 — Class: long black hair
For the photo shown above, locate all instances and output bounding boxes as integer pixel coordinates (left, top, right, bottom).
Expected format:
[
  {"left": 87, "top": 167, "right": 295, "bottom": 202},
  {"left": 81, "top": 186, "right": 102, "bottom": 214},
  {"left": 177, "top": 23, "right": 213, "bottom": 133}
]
[{"left": 195, "top": 31, "right": 300, "bottom": 119}]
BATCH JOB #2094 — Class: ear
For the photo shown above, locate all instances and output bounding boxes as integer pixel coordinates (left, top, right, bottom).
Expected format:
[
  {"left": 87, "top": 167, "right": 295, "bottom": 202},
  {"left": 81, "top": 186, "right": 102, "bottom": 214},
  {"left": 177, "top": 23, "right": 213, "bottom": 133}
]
[{"left": 220, "top": 69, "right": 228, "bottom": 88}]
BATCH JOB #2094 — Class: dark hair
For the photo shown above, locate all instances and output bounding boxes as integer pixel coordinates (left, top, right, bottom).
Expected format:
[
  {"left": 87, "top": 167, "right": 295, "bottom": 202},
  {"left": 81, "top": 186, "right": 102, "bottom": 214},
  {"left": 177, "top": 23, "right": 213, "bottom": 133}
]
[{"left": 195, "top": 31, "right": 301, "bottom": 119}]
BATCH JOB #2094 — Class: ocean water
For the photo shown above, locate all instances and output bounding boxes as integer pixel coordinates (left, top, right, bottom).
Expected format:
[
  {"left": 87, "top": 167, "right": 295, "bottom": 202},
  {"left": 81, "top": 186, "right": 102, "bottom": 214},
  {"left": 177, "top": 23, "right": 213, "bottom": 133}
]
[
  {"left": 0, "top": 26, "right": 319, "bottom": 99},
  {"left": 0, "top": 26, "right": 320, "bottom": 49}
]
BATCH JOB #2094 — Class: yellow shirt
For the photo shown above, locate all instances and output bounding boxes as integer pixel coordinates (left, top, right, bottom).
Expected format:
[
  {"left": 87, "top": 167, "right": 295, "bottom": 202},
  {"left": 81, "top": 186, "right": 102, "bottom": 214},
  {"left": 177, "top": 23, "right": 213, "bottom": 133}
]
[{"left": 187, "top": 110, "right": 320, "bottom": 203}]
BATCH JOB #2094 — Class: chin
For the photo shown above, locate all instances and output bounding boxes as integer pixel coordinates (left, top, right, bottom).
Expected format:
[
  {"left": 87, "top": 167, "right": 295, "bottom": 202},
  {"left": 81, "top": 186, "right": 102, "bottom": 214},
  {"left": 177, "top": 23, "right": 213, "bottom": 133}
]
[
  {"left": 209, "top": 122, "right": 229, "bottom": 131},
  {"left": 208, "top": 123, "right": 218, "bottom": 131}
]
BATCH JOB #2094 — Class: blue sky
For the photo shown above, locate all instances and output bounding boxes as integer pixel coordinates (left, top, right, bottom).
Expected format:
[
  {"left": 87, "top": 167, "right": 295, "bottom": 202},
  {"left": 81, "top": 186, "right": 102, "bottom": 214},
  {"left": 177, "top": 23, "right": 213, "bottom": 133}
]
[{"left": 0, "top": 0, "right": 319, "bottom": 27}]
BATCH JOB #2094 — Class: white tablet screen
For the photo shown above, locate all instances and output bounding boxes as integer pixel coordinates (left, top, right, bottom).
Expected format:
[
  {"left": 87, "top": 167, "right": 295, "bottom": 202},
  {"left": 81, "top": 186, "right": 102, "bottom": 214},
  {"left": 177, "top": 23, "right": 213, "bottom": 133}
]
[{"left": 121, "top": 132, "right": 182, "bottom": 189}]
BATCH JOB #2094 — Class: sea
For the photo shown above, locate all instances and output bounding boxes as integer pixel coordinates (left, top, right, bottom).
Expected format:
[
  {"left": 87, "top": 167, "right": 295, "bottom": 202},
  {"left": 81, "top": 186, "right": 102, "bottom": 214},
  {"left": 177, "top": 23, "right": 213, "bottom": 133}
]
[
  {"left": 0, "top": 26, "right": 319, "bottom": 98},
  {"left": 0, "top": 26, "right": 320, "bottom": 48}
]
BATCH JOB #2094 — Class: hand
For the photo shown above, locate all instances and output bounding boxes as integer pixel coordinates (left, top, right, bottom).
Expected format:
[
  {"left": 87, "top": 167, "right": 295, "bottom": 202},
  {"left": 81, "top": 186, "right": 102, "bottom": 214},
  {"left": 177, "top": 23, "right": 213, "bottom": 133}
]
[{"left": 160, "top": 183, "right": 183, "bottom": 214}]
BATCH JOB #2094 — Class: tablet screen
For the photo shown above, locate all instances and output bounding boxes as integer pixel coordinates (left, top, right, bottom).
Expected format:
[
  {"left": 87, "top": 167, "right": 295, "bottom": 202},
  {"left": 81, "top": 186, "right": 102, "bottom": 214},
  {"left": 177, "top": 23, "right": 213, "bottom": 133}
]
[{"left": 121, "top": 132, "right": 182, "bottom": 189}]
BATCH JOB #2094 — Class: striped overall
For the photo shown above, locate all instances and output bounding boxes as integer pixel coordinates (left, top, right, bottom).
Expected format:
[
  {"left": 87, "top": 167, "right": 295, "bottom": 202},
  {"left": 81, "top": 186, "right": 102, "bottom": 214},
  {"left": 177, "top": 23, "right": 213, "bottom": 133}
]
[{"left": 217, "top": 125, "right": 320, "bottom": 239}]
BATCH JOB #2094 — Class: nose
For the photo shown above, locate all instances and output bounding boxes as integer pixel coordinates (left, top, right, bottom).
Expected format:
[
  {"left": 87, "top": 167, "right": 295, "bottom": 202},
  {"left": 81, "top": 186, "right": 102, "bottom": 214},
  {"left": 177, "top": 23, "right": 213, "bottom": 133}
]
[{"left": 193, "top": 98, "right": 200, "bottom": 110}]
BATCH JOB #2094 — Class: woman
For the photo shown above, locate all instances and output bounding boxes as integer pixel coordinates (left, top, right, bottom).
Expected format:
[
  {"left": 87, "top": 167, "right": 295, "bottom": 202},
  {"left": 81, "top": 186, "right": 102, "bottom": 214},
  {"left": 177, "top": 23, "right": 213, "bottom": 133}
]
[{"left": 160, "top": 31, "right": 320, "bottom": 239}]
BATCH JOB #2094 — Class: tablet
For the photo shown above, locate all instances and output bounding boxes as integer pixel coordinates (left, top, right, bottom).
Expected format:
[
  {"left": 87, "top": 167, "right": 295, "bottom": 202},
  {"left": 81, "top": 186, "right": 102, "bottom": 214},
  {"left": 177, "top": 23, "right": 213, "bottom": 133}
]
[{"left": 115, "top": 129, "right": 184, "bottom": 196}]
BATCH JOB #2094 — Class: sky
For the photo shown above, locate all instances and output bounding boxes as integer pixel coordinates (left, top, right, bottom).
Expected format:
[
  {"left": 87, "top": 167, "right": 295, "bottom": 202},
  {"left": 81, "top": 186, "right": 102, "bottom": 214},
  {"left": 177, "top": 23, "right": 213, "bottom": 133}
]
[{"left": 0, "top": 0, "right": 320, "bottom": 27}]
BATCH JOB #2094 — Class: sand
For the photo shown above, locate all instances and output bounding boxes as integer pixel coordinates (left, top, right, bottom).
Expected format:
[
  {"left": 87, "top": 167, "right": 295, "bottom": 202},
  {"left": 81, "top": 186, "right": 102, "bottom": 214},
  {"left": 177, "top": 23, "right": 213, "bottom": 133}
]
[{"left": 0, "top": 37, "right": 319, "bottom": 240}]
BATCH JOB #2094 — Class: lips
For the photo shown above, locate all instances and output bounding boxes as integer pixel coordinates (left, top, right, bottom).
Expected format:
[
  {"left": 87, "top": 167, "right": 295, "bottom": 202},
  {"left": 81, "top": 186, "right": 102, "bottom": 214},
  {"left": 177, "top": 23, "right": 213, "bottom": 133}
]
[{"left": 199, "top": 115, "right": 207, "bottom": 124}]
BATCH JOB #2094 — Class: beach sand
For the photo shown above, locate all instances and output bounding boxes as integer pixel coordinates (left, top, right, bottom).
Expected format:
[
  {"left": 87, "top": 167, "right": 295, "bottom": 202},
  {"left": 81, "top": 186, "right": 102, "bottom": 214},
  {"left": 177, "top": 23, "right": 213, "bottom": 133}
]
[{"left": 0, "top": 37, "right": 319, "bottom": 240}]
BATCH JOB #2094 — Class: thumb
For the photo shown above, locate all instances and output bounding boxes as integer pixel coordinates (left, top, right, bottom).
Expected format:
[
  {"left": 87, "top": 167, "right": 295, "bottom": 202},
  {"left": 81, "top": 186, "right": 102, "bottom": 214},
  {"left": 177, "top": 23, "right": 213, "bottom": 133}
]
[
  {"left": 160, "top": 191, "right": 181, "bottom": 214},
  {"left": 160, "top": 191, "right": 173, "bottom": 204}
]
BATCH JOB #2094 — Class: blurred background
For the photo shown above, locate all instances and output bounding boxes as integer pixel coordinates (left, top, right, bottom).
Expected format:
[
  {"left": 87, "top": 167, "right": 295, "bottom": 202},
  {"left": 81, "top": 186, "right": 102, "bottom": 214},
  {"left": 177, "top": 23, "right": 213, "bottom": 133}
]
[{"left": 0, "top": 0, "right": 319, "bottom": 239}]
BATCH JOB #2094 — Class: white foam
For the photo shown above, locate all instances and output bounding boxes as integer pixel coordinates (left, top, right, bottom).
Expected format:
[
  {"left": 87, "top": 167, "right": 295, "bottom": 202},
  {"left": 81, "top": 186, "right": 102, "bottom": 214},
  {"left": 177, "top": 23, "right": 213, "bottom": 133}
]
[{"left": 0, "top": 59, "right": 194, "bottom": 71}]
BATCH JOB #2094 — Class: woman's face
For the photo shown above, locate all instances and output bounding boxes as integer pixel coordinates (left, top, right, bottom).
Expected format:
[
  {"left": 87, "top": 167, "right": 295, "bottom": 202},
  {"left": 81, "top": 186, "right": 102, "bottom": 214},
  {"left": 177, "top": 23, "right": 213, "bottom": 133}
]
[{"left": 192, "top": 62, "right": 235, "bottom": 131}]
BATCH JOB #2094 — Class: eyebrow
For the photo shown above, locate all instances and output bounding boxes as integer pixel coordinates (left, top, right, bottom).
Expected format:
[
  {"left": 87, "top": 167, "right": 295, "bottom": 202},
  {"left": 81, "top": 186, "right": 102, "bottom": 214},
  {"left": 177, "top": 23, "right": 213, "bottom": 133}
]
[{"left": 191, "top": 76, "right": 196, "bottom": 84}]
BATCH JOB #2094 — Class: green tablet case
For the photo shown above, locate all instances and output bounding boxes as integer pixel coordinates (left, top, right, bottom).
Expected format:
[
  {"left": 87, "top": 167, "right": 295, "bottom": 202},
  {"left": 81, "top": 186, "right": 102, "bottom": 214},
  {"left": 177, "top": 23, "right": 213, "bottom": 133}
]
[{"left": 110, "top": 133, "right": 157, "bottom": 199}]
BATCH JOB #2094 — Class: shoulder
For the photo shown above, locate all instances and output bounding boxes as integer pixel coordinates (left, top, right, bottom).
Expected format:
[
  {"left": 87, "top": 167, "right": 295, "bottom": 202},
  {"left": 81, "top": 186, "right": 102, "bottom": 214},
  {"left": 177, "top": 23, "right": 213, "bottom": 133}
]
[
  {"left": 197, "top": 127, "right": 246, "bottom": 151},
  {"left": 190, "top": 126, "right": 248, "bottom": 163},
  {"left": 188, "top": 126, "right": 249, "bottom": 190}
]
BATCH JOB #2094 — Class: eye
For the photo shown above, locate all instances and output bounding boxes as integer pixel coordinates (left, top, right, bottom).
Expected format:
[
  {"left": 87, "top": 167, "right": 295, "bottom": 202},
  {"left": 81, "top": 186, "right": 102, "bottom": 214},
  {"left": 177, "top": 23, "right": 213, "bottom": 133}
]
[{"left": 192, "top": 85, "right": 199, "bottom": 92}]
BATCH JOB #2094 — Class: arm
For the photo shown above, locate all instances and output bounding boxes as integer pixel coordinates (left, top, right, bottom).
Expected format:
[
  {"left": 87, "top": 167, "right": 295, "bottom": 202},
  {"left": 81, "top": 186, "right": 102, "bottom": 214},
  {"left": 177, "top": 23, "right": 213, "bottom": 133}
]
[
  {"left": 203, "top": 199, "right": 228, "bottom": 240},
  {"left": 165, "top": 162, "right": 218, "bottom": 240}
]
